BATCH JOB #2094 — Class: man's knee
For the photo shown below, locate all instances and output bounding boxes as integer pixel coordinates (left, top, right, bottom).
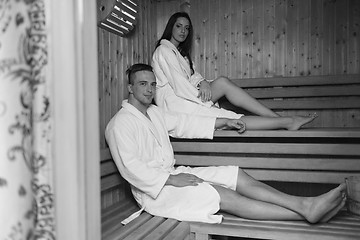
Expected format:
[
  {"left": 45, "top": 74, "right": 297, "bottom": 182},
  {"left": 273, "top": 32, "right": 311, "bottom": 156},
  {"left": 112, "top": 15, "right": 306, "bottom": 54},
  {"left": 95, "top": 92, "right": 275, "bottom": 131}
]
[{"left": 212, "top": 184, "right": 238, "bottom": 210}]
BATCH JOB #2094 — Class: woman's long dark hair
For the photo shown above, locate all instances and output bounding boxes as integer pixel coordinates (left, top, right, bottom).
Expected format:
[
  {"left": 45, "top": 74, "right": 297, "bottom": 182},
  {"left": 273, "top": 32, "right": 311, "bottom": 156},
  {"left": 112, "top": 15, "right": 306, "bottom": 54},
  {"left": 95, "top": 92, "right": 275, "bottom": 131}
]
[{"left": 155, "top": 12, "right": 195, "bottom": 74}]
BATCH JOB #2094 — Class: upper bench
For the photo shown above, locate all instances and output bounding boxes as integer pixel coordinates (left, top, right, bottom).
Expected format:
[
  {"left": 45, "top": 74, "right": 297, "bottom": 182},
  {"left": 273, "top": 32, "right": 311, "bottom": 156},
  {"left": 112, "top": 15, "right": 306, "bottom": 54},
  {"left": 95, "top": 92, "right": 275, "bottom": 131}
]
[
  {"left": 172, "top": 74, "right": 360, "bottom": 184},
  {"left": 219, "top": 74, "right": 360, "bottom": 128}
]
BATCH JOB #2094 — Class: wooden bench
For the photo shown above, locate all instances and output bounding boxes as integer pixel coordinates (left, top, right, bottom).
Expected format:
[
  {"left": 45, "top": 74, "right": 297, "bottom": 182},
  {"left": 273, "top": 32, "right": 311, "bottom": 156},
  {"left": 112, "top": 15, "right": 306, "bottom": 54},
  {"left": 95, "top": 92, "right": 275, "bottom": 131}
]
[
  {"left": 100, "top": 74, "right": 360, "bottom": 240},
  {"left": 100, "top": 151, "right": 191, "bottom": 240},
  {"left": 101, "top": 144, "right": 360, "bottom": 240},
  {"left": 172, "top": 128, "right": 360, "bottom": 184},
  {"left": 221, "top": 74, "right": 360, "bottom": 128},
  {"left": 172, "top": 129, "right": 360, "bottom": 239},
  {"left": 190, "top": 212, "right": 360, "bottom": 240},
  {"left": 170, "top": 74, "right": 360, "bottom": 239}
]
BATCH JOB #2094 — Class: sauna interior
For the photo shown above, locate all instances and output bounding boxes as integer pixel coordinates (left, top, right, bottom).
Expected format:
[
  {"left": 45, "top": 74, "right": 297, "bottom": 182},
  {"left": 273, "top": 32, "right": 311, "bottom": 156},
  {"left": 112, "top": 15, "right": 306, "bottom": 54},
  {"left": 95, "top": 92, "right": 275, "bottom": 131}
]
[{"left": 98, "top": 0, "right": 360, "bottom": 238}]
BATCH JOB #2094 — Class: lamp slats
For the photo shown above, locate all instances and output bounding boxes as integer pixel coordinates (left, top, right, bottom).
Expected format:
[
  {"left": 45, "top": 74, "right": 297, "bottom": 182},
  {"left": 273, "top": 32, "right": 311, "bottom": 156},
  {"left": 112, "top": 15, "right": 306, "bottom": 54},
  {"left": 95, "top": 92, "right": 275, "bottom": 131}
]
[
  {"left": 108, "top": 15, "right": 132, "bottom": 32},
  {"left": 97, "top": 0, "right": 139, "bottom": 37},
  {"left": 100, "top": 22, "right": 125, "bottom": 36}
]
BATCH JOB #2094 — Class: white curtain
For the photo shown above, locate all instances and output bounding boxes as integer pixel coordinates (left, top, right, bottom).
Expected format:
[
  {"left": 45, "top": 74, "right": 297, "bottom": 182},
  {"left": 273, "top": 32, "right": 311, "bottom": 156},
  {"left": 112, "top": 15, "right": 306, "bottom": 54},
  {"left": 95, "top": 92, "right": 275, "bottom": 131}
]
[{"left": 0, "top": 0, "right": 55, "bottom": 239}]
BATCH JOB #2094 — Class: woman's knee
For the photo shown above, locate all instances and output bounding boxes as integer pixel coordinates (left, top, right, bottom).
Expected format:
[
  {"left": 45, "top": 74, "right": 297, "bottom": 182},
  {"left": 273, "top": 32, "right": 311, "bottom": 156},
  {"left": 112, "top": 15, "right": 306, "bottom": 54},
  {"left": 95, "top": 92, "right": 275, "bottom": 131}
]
[
  {"left": 213, "top": 76, "right": 231, "bottom": 86},
  {"left": 212, "top": 76, "right": 238, "bottom": 92}
]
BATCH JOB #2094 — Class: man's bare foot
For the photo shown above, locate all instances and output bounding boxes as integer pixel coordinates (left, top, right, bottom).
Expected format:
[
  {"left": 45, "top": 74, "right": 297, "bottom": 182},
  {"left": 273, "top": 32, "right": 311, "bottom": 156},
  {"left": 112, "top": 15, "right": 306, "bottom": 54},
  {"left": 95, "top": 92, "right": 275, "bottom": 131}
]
[
  {"left": 287, "top": 113, "right": 317, "bottom": 131},
  {"left": 319, "top": 197, "right": 346, "bottom": 223},
  {"left": 302, "top": 183, "right": 346, "bottom": 223}
]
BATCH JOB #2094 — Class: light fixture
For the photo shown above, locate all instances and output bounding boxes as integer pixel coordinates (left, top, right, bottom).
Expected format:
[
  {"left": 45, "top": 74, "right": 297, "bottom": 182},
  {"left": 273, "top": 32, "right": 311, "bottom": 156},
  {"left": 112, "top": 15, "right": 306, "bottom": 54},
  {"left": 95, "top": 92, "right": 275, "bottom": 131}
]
[{"left": 97, "top": 0, "right": 139, "bottom": 37}]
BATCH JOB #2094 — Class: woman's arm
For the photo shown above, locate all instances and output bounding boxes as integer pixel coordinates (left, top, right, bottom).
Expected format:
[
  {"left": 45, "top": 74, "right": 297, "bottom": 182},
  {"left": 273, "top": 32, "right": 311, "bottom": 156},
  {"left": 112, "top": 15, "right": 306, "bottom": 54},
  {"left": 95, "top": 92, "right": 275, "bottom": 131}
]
[{"left": 215, "top": 118, "right": 246, "bottom": 133}]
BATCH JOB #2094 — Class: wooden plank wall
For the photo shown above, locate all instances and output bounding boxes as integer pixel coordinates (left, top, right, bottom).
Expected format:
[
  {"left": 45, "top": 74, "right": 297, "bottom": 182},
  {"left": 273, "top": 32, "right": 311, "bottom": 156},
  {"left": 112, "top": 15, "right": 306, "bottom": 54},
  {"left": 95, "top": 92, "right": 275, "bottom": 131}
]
[
  {"left": 98, "top": 0, "right": 360, "bottom": 210},
  {"left": 191, "top": 0, "right": 360, "bottom": 79}
]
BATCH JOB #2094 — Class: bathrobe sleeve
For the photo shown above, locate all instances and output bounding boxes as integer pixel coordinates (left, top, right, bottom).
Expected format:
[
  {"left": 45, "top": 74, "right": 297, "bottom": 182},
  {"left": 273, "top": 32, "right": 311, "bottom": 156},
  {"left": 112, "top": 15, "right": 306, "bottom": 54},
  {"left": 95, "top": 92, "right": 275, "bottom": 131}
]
[
  {"left": 183, "top": 58, "right": 206, "bottom": 88},
  {"left": 190, "top": 71, "right": 206, "bottom": 89},
  {"left": 154, "top": 108, "right": 216, "bottom": 139},
  {"left": 105, "top": 117, "right": 170, "bottom": 199}
]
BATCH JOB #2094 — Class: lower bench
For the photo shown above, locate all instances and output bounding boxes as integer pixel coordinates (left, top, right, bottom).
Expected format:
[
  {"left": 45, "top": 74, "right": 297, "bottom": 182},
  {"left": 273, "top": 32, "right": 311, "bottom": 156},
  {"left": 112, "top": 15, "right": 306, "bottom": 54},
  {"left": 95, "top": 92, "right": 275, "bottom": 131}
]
[
  {"left": 101, "top": 127, "right": 360, "bottom": 239},
  {"left": 101, "top": 207, "right": 360, "bottom": 240},
  {"left": 172, "top": 128, "right": 360, "bottom": 184},
  {"left": 170, "top": 128, "right": 360, "bottom": 239},
  {"left": 191, "top": 211, "right": 360, "bottom": 240}
]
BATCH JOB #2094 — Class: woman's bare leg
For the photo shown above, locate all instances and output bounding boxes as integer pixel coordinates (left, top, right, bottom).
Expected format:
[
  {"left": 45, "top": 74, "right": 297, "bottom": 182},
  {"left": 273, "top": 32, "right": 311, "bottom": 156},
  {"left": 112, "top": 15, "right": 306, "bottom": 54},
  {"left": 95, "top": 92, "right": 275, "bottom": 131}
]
[
  {"left": 212, "top": 185, "right": 303, "bottom": 220},
  {"left": 241, "top": 115, "right": 317, "bottom": 130},
  {"left": 210, "top": 77, "right": 279, "bottom": 117},
  {"left": 234, "top": 169, "right": 346, "bottom": 223}
]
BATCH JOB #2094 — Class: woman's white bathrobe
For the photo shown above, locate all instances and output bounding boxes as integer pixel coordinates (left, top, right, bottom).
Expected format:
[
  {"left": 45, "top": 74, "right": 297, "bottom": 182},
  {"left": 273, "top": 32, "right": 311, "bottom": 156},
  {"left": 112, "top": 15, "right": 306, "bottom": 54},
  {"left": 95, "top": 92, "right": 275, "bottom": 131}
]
[
  {"left": 152, "top": 39, "right": 242, "bottom": 119},
  {"left": 105, "top": 100, "right": 238, "bottom": 223}
]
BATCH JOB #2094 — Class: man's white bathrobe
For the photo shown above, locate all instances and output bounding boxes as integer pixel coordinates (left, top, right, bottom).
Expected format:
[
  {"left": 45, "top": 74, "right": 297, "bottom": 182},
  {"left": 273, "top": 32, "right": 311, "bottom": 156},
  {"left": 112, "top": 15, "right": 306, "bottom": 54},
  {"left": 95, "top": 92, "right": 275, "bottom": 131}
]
[
  {"left": 105, "top": 100, "right": 238, "bottom": 223},
  {"left": 152, "top": 39, "right": 242, "bottom": 119}
]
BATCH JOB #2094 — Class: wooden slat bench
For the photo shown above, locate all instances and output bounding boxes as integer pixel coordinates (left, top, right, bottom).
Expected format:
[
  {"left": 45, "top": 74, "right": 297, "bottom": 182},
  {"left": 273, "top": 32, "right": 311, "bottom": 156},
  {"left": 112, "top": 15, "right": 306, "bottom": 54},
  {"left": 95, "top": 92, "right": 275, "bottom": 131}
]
[
  {"left": 172, "top": 129, "right": 360, "bottom": 239},
  {"left": 172, "top": 74, "right": 360, "bottom": 184},
  {"left": 220, "top": 74, "right": 360, "bottom": 128},
  {"left": 100, "top": 74, "right": 360, "bottom": 240},
  {"left": 191, "top": 212, "right": 360, "bottom": 240},
  {"left": 101, "top": 145, "right": 360, "bottom": 240},
  {"left": 172, "top": 128, "right": 360, "bottom": 184},
  {"left": 170, "top": 74, "right": 360, "bottom": 239}
]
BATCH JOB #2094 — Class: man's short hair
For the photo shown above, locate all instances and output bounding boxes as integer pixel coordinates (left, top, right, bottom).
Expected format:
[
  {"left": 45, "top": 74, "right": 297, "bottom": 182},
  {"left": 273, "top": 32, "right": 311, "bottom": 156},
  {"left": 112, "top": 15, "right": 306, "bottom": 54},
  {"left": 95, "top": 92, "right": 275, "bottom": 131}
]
[{"left": 126, "top": 63, "right": 153, "bottom": 84}]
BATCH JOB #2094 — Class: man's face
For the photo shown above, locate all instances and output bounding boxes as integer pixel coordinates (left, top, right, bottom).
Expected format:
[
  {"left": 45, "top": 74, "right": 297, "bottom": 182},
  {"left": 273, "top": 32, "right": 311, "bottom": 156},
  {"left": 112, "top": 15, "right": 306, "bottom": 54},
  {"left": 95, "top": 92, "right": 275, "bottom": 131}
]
[{"left": 128, "top": 70, "right": 157, "bottom": 107}]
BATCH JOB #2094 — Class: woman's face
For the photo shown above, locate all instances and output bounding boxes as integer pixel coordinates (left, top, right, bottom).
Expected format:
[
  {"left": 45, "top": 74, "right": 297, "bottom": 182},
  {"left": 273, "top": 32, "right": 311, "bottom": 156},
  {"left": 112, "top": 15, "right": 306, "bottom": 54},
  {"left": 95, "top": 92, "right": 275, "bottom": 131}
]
[{"left": 170, "top": 17, "right": 190, "bottom": 47}]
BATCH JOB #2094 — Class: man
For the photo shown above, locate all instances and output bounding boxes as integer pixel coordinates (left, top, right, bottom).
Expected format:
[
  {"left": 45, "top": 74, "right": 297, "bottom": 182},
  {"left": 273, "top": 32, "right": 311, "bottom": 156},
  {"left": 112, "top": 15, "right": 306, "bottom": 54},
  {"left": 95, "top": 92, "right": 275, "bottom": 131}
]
[{"left": 105, "top": 63, "right": 346, "bottom": 224}]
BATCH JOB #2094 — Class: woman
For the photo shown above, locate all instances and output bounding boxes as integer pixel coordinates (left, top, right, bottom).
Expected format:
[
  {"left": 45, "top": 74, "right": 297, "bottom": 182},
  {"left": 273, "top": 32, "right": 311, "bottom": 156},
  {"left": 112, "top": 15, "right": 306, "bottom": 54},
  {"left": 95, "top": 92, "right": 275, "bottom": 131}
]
[{"left": 152, "top": 12, "right": 315, "bottom": 131}]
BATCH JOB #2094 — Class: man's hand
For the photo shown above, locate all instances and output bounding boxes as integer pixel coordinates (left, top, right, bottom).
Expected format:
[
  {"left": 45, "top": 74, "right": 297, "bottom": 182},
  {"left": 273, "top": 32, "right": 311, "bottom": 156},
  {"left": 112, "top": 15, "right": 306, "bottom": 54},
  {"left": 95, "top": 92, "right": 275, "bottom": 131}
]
[
  {"left": 165, "top": 173, "right": 204, "bottom": 187},
  {"left": 197, "top": 80, "right": 212, "bottom": 102}
]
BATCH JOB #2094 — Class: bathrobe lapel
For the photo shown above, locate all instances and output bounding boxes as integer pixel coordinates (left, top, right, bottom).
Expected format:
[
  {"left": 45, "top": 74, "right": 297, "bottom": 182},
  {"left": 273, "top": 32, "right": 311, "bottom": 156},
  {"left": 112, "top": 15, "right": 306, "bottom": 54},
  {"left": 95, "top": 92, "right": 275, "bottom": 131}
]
[
  {"left": 160, "top": 40, "right": 192, "bottom": 79},
  {"left": 122, "top": 101, "right": 162, "bottom": 147}
]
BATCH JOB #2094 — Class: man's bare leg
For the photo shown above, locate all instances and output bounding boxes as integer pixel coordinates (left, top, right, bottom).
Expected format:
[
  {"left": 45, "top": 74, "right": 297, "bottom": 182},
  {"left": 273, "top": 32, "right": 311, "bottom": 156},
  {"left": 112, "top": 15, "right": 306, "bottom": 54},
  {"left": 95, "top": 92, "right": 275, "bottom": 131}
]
[
  {"left": 212, "top": 185, "right": 303, "bottom": 220},
  {"left": 234, "top": 169, "right": 346, "bottom": 223},
  {"left": 319, "top": 197, "right": 346, "bottom": 223}
]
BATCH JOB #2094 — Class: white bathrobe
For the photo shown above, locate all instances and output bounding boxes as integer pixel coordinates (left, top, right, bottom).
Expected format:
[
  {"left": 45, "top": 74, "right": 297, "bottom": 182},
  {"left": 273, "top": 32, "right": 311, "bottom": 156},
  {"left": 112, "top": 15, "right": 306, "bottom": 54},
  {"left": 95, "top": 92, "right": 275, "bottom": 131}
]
[
  {"left": 105, "top": 100, "right": 238, "bottom": 223},
  {"left": 152, "top": 39, "right": 242, "bottom": 119}
]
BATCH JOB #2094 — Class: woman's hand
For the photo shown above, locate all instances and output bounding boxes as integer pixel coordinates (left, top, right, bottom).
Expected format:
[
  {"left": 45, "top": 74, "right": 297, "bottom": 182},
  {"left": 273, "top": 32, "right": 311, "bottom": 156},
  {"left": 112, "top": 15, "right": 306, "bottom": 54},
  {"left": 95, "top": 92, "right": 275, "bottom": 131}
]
[
  {"left": 165, "top": 173, "right": 204, "bottom": 187},
  {"left": 226, "top": 119, "right": 246, "bottom": 133},
  {"left": 198, "top": 80, "right": 212, "bottom": 102},
  {"left": 215, "top": 118, "right": 246, "bottom": 133}
]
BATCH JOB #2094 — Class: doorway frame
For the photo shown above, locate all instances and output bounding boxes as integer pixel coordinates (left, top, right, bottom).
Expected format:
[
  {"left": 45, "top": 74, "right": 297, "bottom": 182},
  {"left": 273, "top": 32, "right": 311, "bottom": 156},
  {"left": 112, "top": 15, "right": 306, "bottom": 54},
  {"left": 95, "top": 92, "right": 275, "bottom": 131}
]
[{"left": 49, "top": 1, "right": 101, "bottom": 239}]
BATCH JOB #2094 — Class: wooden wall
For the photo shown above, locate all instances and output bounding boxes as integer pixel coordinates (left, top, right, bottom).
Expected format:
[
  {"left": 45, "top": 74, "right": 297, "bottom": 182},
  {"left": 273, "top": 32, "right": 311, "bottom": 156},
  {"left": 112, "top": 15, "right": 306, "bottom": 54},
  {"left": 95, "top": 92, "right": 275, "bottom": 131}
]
[
  {"left": 191, "top": 0, "right": 360, "bottom": 79},
  {"left": 98, "top": 0, "right": 360, "bottom": 210}
]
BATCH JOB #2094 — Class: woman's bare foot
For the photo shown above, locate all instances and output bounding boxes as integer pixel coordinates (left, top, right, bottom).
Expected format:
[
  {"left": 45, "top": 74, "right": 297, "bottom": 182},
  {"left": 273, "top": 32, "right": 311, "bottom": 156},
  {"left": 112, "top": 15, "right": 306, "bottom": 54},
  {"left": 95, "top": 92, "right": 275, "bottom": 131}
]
[
  {"left": 287, "top": 113, "right": 317, "bottom": 131},
  {"left": 302, "top": 183, "right": 346, "bottom": 223}
]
